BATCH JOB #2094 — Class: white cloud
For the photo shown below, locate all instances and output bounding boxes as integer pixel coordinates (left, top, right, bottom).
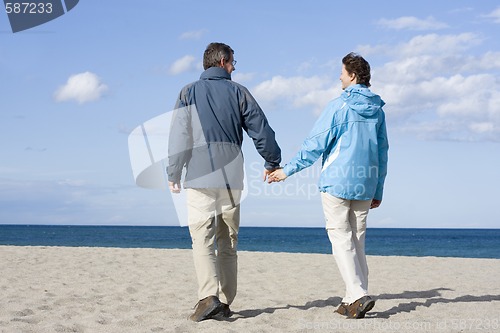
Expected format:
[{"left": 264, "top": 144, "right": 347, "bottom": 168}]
[
  {"left": 179, "top": 29, "right": 208, "bottom": 40},
  {"left": 404, "top": 33, "right": 479, "bottom": 55},
  {"left": 252, "top": 75, "right": 338, "bottom": 113},
  {"left": 373, "top": 54, "right": 500, "bottom": 120},
  {"left": 432, "top": 74, "right": 497, "bottom": 117},
  {"left": 470, "top": 122, "right": 495, "bottom": 133},
  {"left": 296, "top": 59, "right": 317, "bottom": 73},
  {"left": 472, "top": 51, "right": 500, "bottom": 70},
  {"left": 356, "top": 44, "right": 386, "bottom": 56},
  {"left": 251, "top": 31, "right": 500, "bottom": 142},
  {"left": 483, "top": 7, "right": 500, "bottom": 23},
  {"left": 54, "top": 72, "right": 108, "bottom": 104},
  {"left": 377, "top": 16, "right": 448, "bottom": 30},
  {"left": 232, "top": 72, "right": 256, "bottom": 83},
  {"left": 358, "top": 33, "right": 481, "bottom": 57},
  {"left": 367, "top": 34, "right": 500, "bottom": 141},
  {"left": 169, "top": 55, "right": 197, "bottom": 75}
]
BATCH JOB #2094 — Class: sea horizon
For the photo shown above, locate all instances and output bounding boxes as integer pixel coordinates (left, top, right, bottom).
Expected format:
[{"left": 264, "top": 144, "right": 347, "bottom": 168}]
[
  {"left": 1, "top": 223, "right": 498, "bottom": 229},
  {"left": 1, "top": 224, "right": 499, "bottom": 259}
]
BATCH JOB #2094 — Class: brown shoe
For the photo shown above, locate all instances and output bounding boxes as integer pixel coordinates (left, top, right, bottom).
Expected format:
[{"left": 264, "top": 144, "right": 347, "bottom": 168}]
[
  {"left": 346, "top": 296, "right": 375, "bottom": 319},
  {"left": 189, "top": 296, "right": 223, "bottom": 322},
  {"left": 335, "top": 302, "right": 349, "bottom": 316},
  {"left": 215, "top": 303, "right": 232, "bottom": 318}
]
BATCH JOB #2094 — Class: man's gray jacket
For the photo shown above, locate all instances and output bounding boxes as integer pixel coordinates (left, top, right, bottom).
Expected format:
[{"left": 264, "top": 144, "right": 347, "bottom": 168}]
[{"left": 167, "top": 67, "right": 281, "bottom": 190}]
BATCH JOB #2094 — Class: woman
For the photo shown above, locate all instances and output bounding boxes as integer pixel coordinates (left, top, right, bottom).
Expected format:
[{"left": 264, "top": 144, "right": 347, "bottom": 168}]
[{"left": 269, "top": 52, "right": 388, "bottom": 319}]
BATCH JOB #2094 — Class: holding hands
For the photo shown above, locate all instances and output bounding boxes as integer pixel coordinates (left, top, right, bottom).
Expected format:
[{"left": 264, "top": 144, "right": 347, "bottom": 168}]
[{"left": 263, "top": 168, "right": 287, "bottom": 184}]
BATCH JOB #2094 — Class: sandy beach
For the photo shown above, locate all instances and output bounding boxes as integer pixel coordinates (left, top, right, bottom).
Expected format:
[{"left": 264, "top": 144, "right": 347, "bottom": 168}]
[{"left": 0, "top": 246, "right": 499, "bottom": 333}]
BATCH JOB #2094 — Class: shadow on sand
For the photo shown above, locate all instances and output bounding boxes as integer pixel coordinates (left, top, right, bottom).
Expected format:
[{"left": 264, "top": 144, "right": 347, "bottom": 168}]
[{"left": 223, "top": 288, "right": 500, "bottom": 321}]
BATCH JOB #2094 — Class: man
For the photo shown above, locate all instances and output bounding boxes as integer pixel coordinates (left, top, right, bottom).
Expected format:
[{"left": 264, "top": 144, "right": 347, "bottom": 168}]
[
  {"left": 167, "top": 42, "right": 281, "bottom": 322},
  {"left": 269, "top": 52, "right": 388, "bottom": 319}
]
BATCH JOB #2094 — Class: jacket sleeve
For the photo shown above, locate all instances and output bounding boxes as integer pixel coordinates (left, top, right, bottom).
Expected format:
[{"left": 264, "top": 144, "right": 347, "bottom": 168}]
[
  {"left": 167, "top": 88, "right": 193, "bottom": 183},
  {"left": 283, "top": 104, "right": 336, "bottom": 177},
  {"left": 374, "top": 111, "right": 388, "bottom": 201},
  {"left": 240, "top": 88, "right": 281, "bottom": 170}
]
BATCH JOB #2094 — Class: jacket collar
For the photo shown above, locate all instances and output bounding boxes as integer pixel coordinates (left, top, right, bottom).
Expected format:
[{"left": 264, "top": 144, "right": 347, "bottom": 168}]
[
  {"left": 345, "top": 84, "right": 368, "bottom": 93},
  {"left": 200, "top": 67, "right": 232, "bottom": 80}
]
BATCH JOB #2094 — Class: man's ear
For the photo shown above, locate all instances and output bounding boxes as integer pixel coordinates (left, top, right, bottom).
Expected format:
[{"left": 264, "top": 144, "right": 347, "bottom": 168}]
[{"left": 219, "top": 58, "right": 225, "bottom": 68}]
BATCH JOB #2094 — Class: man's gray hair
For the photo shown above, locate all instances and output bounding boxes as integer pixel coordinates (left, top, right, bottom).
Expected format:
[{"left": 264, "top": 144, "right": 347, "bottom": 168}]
[{"left": 203, "top": 42, "right": 234, "bottom": 70}]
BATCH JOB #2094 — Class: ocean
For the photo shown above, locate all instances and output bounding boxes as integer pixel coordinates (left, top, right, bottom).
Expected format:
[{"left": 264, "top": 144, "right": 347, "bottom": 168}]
[{"left": 0, "top": 225, "right": 498, "bottom": 259}]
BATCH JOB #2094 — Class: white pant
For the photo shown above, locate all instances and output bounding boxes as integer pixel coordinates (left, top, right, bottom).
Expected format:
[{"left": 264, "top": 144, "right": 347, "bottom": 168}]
[
  {"left": 187, "top": 188, "right": 241, "bottom": 305},
  {"left": 321, "top": 192, "right": 371, "bottom": 304}
]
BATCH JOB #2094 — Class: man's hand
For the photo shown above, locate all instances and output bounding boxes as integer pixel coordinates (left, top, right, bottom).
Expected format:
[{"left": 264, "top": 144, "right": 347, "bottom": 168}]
[
  {"left": 262, "top": 168, "right": 279, "bottom": 182},
  {"left": 268, "top": 168, "right": 287, "bottom": 183},
  {"left": 263, "top": 169, "right": 272, "bottom": 182},
  {"left": 370, "top": 199, "right": 381, "bottom": 209},
  {"left": 263, "top": 168, "right": 285, "bottom": 183},
  {"left": 169, "top": 181, "right": 181, "bottom": 193}
]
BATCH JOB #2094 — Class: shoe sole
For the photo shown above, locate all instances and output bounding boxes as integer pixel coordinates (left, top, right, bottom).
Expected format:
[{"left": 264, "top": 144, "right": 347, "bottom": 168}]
[{"left": 353, "top": 298, "right": 375, "bottom": 319}]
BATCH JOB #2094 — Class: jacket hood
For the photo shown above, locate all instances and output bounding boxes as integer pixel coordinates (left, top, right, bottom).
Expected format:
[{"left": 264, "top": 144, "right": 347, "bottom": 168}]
[{"left": 341, "top": 84, "right": 385, "bottom": 117}]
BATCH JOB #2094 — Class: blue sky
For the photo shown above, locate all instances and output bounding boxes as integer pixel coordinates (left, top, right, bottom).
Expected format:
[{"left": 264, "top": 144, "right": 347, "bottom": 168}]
[{"left": 1, "top": 1, "right": 499, "bottom": 228}]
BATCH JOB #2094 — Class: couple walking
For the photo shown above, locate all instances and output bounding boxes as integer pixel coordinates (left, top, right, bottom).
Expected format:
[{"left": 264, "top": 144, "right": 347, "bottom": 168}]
[{"left": 167, "top": 42, "right": 388, "bottom": 322}]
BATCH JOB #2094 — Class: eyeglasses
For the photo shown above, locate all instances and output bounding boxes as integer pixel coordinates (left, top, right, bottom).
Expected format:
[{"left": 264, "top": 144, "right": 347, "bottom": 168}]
[{"left": 231, "top": 60, "right": 237, "bottom": 66}]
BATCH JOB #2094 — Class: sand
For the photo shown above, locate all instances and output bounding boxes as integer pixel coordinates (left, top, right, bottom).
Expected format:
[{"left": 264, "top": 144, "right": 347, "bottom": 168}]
[{"left": 0, "top": 246, "right": 499, "bottom": 333}]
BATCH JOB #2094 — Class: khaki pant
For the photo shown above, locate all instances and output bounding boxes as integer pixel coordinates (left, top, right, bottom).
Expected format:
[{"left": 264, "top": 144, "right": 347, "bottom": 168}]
[
  {"left": 187, "top": 188, "right": 241, "bottom": 305},
  {"left": 321, "top": 192, "right": 371, "bottom": 304}
]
